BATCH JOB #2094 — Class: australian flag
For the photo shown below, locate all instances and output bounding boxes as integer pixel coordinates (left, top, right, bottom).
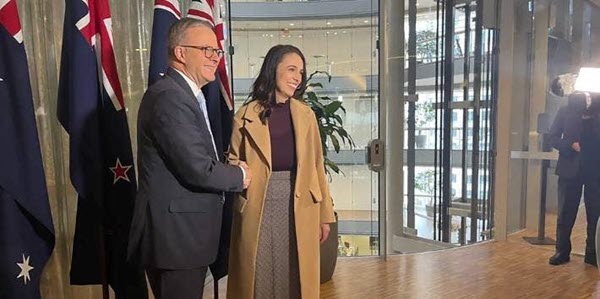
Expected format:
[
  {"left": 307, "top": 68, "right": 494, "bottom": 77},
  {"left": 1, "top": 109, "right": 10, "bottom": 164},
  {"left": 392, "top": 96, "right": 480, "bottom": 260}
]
[
  {"left": 57, "top": 0, "right": 147, "bottom": 298},
  {"left": 188, "top": 0, "right": 235, "bottom": 281},
  {"left": 147, "top": 0, "right": 234, "bottom": 282},
  {"left": 0, "top": 1, "right": 55, "bottom": 298},
  {"left": 148, "top": 0, "right": 181, "bottom": 86}
]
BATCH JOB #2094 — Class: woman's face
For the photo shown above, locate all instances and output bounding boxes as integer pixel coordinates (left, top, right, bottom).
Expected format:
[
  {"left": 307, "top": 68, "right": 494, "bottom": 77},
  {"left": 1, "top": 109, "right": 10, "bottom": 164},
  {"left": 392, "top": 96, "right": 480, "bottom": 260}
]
[{"left": 275, "top": 53, "right": 303, "bottom": 102}]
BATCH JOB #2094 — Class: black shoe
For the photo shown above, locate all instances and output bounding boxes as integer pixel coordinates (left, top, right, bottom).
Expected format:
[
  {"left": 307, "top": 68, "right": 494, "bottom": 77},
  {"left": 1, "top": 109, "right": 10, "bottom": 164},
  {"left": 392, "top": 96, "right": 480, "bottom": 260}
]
[
  {"left": 549, "top": 253, "right": 570, "bottom": 265},
  {"left": 584, "top": 255, "right": 597, "bottom": 267}
]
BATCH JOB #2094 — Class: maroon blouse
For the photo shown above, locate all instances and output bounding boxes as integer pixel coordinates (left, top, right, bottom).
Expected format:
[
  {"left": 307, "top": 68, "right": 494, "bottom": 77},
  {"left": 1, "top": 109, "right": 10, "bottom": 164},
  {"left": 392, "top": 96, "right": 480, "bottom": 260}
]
[{"left": 269, "top": 100, "right": 297, "bottom": 171}]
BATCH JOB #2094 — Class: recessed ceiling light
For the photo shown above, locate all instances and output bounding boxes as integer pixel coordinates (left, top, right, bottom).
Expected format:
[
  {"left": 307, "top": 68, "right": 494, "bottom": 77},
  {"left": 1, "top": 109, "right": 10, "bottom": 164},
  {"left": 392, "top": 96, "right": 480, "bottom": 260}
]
[
  {"left": 363, "top": 20, "right": 369, "bottom": 23},
  {"left": 326, "top": 21, "right": 332, "bottom": 25},
  {"left": 290, "top": 23, "right": 295, "bottom": 26}
]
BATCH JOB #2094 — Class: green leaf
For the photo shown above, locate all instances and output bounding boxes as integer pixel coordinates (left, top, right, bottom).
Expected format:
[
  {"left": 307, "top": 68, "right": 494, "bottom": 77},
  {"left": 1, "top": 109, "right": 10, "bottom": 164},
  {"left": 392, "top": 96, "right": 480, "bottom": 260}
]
[
  {"left": 307, "top": 92, "right": 319, "bottom": 103},
  {"left": 325, "top": 158, "right": 340, "bottom": 173},
  {"left": 305, "top": 69, "right": 353, "bottom": 177},
  {"left": 330, "top": 134, "right": 340, "bottom": 153},
  {"left": 338, "top": 128, "right": 348, "bottom": 137},
  {"left": 333, "top": 114, "right": 343, "bottom": 125},
  {"left": 325, "top": 101, "right": 343, "bottom": 114},
  {"left": 307, "top": 70, "right": 330, "bottom": 82}
]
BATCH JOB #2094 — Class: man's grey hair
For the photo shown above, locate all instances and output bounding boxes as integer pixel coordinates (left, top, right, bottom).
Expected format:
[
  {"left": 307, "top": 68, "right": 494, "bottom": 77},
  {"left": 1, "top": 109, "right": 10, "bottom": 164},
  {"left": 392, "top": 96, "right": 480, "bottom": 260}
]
[{"left": 168, "top": 18, "right": 214, "bottom": 61}]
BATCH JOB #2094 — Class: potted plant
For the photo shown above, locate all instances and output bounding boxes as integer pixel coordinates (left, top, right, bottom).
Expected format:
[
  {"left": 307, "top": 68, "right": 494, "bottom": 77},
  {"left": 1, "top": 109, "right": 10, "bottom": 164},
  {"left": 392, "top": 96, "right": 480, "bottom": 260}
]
[
  {"left": 303, "top": 71, "right": 355, "bottom": 175},
  {"left": 414, "top": 101, "right": 435, "bottom": 148},
  {"left": 406, "top": 30, "right": 437, "bottom": 63},
  {"left": 302, "top": 70, "right": 355, "bottom": 284},
  {"left": 415, "top": 170, "right": 435, "bottom": 217}
]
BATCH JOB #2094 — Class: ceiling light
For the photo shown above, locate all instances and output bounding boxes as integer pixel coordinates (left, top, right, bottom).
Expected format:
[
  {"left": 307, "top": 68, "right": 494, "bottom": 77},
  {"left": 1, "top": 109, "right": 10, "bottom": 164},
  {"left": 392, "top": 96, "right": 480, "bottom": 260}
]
[{"left": 575, "top": 68, "right": 600, "bottom": 93}]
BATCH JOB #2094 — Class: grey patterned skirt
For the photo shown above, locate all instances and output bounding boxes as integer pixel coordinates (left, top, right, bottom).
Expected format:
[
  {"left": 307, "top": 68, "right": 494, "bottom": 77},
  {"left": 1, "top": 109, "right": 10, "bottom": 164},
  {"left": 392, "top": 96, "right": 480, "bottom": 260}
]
[{"left": 254, "top": 170, "right": 301, "bottom": 299}]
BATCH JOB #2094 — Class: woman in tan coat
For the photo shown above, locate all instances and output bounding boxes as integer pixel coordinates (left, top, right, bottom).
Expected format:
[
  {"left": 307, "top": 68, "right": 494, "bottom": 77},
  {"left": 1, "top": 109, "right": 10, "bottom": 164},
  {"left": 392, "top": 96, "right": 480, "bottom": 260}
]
[{"left": 226, "top": 45, "right": 336, "bottom": 299}]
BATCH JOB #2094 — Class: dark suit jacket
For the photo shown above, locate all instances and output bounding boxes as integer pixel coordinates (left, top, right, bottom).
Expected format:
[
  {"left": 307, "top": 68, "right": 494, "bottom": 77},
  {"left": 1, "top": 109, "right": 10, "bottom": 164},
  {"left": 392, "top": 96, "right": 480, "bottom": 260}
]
[
  {"left": 550, "top": 105, "right": 581, "bottom": 179},
  {"left": 128, "top": 68, "right": 243, "bottom": 270},
  {"left": 550, "top": 98, "right": 600, "bottom": 179}
]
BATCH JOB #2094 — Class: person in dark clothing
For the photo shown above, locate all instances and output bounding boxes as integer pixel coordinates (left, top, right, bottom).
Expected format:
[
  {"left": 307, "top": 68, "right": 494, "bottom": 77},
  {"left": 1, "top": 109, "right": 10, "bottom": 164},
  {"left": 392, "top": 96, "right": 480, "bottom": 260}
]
[
  {"left": 127, "top": 18, "right": 251, "bottom": 299},
  {"left": 548, "top": 92, "right": 600, "bottom": 266}
]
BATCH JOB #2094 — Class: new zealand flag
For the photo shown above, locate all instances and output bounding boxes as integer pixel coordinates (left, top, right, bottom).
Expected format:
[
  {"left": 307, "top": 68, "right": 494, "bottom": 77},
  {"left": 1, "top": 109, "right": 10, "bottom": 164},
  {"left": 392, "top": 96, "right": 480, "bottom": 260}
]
[
  {"left": 0, "top": 1, "right": 55, "bottom": 298},
  {"left": 57, "top": 0, "right": 147, "bottom": 297}
]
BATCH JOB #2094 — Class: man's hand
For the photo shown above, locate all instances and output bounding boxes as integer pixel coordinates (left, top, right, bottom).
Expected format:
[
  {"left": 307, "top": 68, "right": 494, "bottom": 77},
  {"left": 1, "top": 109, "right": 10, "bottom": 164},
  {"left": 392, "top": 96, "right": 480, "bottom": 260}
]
[
  {"left": 319, "top": 223, "right": 331, "bottom": 244},
  {"left": 572, "top": 142, "right": 581, "bottom": 152},
  {"left": 239, "top": 161, "right": 252, "bottom": 189}
]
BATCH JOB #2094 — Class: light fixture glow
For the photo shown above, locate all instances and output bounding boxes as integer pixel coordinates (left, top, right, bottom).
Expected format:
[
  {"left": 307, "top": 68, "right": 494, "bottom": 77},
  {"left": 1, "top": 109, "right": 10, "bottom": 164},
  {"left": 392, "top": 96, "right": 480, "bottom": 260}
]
[{"left": 574, "top": 68, "right": 600, "bottom": 93}]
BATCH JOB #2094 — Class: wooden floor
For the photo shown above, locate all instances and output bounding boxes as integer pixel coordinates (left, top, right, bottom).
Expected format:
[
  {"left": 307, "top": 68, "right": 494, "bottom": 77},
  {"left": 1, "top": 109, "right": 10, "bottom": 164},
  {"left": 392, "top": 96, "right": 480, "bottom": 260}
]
[
  {"left": 203, "top": 239, "right": 600, "bottom": 299},
  {"left": 510, "top": 205, "right": 589, "bottom": 256}
]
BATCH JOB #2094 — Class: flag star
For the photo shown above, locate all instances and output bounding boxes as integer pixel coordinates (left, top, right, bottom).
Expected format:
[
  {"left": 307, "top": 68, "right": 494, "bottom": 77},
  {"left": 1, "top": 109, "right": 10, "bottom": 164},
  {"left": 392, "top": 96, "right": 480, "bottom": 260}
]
[
  {"left": 16, "top": 254, "right": 34, "bottom": 285},
  {"left": 109, "top": 158, "right": 132, "bottom": 184}
]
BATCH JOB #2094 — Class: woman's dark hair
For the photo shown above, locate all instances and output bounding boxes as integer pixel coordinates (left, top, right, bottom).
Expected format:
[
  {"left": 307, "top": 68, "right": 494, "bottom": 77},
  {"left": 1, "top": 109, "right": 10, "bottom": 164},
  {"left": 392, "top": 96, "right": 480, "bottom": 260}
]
[{"left": 247, "top": 44, "right": 307, "bottom": 123}]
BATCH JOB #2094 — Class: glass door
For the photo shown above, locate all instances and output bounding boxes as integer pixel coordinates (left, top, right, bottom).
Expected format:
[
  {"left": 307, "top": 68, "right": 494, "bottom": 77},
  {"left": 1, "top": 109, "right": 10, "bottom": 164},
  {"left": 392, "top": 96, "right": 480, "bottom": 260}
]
[{"left": 393, "top": 0, "right": 498, "bottom": 253}]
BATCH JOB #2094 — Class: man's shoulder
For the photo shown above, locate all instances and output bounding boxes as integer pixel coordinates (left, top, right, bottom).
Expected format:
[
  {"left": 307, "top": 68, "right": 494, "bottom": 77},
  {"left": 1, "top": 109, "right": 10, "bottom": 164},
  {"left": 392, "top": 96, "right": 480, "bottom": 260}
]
[
  {"left": 140, "top": 79, "right": 190, "bottom": 117},
  {"left": 144, "top": 76, "right": 187, "bottom": 101},
  {"left": 147, "top": 74, "right": 179, "bottom": 93}
]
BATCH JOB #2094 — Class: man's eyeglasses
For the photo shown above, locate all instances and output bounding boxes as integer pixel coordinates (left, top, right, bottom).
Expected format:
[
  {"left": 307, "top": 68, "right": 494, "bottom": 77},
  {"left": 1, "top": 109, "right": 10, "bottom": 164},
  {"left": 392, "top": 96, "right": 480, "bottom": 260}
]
[{"left": 179, "top": 45, "right": 225, "bottom": 59}]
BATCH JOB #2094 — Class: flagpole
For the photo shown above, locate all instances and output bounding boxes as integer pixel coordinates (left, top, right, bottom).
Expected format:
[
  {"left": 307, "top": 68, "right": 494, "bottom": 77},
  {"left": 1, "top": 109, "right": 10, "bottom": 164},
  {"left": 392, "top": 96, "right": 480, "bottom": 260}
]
[
  {"left": 227, "top": 0, "right": 234, "bottom": 100},
  {"left": 99, "top": 223, "right": 110, "bottom": 299},
  {"left": 212, "top": 3, "right": 234, "bottom": 299},
  {"left": 214, "top": 279, "right": 219, "bottom": 299},
  {"left": 97, "top": 74, "right": 110, "bottom": 299}
]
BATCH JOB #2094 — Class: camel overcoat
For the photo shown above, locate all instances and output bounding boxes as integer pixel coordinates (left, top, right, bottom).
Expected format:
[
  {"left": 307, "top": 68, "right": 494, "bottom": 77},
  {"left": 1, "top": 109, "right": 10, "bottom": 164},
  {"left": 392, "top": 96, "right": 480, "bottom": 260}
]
[{"left": 226, "top": 99, "right": 336, "bottom": 299}]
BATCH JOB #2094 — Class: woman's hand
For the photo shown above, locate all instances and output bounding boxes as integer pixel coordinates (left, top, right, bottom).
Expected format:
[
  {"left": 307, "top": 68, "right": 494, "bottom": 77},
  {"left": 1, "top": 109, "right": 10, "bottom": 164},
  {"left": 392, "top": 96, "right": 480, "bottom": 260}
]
[{"left": 319, "top": 223, "right": 331, "bottom": 244}]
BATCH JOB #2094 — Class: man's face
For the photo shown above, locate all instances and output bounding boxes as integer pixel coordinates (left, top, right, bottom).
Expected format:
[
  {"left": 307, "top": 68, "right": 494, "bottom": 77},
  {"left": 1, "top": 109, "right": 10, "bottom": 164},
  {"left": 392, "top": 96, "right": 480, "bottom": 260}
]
[{"left": 179, "top": 26, "right": 220, "bottom": 87}]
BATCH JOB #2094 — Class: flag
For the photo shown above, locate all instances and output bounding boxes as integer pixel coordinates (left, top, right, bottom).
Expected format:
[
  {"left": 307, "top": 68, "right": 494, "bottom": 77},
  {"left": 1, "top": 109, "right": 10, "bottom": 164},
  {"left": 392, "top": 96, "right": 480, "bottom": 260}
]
[
  {"left": 148, "top": 0, "right": 181, "bottom": 86},
  {"left": 188, "top": 0, "right": 233, "bottom": 112},
  {"left": 187, "top": 0, "right": 234, "bottom": 280},
  {"left": 57, "top": 0, "right": 147, "bottom": 297},
  {"left": 0, "top": 1, "right": 55, "bottom": 298}
]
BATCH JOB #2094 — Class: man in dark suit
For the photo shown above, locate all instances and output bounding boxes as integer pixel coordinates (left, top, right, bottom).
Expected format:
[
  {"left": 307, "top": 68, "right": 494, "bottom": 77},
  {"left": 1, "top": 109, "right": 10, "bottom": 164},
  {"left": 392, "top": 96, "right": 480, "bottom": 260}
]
[
  {"left": 549, "top": 92, "right": 600, "bottom": 266},
  {"left": 128, "top": 18, "right": 251, "bottom": 299}
]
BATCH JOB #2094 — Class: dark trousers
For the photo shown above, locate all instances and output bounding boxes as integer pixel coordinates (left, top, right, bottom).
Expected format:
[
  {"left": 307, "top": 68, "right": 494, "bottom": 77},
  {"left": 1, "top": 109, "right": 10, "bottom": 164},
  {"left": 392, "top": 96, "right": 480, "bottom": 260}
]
[
  {"left": 556, "top": 177, "right": 600, "bottom": 259},
  {"left": 146, "top": 266, "right": 208, "bottom": 299}
]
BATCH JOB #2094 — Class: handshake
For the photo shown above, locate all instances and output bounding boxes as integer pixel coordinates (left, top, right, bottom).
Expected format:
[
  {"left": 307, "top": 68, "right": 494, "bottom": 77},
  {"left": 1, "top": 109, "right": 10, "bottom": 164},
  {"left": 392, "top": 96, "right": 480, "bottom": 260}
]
[{"left": 235, "top": 161, "right": 252, "bottom": 189}]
